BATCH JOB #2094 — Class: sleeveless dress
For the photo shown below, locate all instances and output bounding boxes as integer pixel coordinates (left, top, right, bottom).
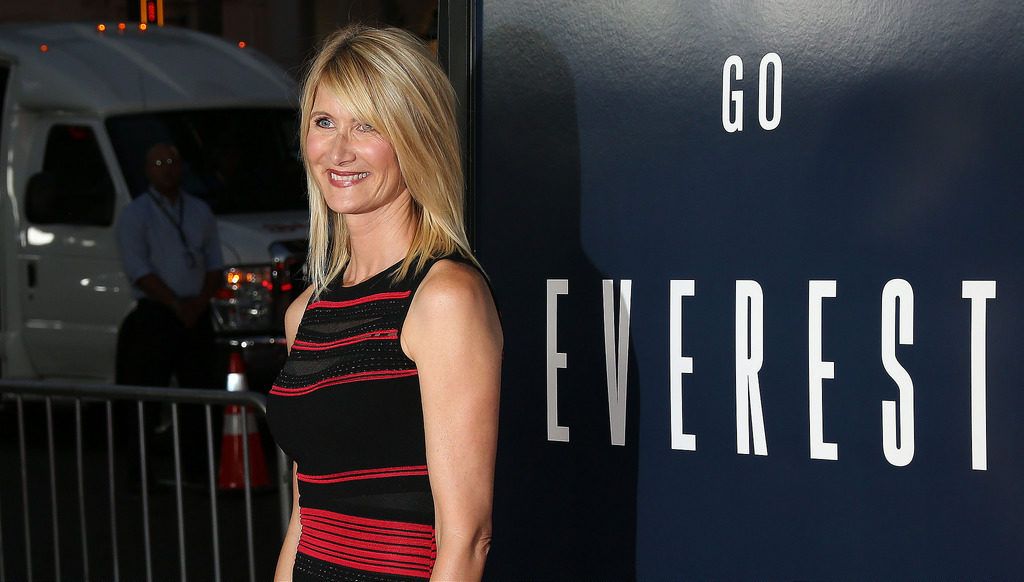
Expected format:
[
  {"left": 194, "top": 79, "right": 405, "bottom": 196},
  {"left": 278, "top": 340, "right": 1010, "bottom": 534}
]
[{"left": 267, "top": 256, "right": 465, "bottom": 581}]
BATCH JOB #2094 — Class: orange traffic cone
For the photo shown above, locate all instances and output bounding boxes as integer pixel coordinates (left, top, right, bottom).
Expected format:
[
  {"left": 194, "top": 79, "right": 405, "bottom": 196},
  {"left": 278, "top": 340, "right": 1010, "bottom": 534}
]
[{"left": 218, "top": 352, "right": 269, "bottom": 490}]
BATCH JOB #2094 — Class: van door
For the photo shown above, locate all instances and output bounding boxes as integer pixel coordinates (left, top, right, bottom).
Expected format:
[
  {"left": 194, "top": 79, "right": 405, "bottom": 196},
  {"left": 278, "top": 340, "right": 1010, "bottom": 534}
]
[{"left": 18, "top": 119, "right": 130, "bottom": 380}]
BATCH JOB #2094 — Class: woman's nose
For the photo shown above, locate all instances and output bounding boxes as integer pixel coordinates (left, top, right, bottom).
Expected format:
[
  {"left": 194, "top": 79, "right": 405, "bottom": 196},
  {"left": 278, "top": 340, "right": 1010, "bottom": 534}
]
[{"left": 330, "top": 133, "right": 356, "bottom": 165}]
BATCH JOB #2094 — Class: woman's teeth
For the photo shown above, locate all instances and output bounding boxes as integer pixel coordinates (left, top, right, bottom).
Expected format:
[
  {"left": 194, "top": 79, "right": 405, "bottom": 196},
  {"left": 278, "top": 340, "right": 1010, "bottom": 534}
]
[{"left": 330, "top": 171, "right": 369, "bottom": 183}]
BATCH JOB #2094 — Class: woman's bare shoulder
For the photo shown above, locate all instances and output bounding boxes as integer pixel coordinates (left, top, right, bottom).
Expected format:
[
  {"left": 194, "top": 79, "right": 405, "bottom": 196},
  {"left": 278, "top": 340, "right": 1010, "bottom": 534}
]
[
  {"left": 417, "top": 259, "right": 490, "bottom": 304},
  {"left": 403, "top": 259, "right": 501, "bottom": 358}
]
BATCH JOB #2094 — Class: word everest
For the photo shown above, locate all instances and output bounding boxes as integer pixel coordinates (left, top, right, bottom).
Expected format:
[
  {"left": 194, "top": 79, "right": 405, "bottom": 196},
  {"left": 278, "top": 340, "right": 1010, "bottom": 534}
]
[{"left": 545, "top": 279, "right": 997, "bottom": 471}]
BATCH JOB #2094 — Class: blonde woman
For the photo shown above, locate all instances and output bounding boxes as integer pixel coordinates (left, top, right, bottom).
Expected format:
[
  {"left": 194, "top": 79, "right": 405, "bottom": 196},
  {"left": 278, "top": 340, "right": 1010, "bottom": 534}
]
[{"left": 266, "top": 25, "right": 502, "bottom": 581}]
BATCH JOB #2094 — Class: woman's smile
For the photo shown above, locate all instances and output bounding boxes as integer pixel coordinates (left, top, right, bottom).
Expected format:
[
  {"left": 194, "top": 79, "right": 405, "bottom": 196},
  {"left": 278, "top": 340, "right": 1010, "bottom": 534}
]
[{"left": 326, "top": 170, "right": 371, "bottom": 188}]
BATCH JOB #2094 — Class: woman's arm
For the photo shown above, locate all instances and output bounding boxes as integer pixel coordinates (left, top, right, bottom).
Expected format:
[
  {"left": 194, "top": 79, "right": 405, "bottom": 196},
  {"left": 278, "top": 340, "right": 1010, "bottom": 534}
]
[
  {"left": 273, "top": 285, "right": 314, "bottom": 581},
  {"left": 403, "top": 261, "right": 502, "bottom": 581},
  {"left": 274, "top": 463, "right": 301, "bottom": 581}
]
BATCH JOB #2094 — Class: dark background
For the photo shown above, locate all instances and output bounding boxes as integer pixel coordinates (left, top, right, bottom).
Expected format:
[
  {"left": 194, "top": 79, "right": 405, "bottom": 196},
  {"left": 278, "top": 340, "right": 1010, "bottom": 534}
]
[{"left": 476, "top": 1, "right": 1024, "bottom": 578}]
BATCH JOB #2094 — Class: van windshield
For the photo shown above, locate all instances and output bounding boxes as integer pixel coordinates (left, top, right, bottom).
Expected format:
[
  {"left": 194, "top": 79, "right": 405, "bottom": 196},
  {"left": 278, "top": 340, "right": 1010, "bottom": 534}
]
[{"left": 106, "top": 108, "right": 306, "bottom": 214}]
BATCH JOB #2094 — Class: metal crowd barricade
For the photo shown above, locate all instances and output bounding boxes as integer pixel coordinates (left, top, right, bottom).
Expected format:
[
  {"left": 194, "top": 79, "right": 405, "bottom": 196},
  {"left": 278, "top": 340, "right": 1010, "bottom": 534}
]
[{"left": 0, "top": 380, "right": 292, "bottom": 582}]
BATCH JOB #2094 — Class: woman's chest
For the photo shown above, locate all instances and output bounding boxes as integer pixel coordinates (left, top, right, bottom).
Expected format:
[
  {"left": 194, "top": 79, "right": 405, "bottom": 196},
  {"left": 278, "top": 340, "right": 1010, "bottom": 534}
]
[{"left": 266, "top": 373, "right": 428, "bottom": 472}]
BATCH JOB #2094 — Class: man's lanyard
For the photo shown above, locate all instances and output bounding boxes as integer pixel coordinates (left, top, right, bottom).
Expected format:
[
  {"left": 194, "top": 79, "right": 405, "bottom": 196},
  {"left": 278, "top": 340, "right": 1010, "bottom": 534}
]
[{"left": 149, "top": 189, "right": 198, "bottom": 268}]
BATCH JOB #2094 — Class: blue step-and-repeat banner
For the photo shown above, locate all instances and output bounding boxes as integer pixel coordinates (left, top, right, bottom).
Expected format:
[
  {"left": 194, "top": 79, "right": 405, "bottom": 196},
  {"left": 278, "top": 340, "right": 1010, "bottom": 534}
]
[{"left": 476, "top": 1, "right": 1024, "bottom": 579}]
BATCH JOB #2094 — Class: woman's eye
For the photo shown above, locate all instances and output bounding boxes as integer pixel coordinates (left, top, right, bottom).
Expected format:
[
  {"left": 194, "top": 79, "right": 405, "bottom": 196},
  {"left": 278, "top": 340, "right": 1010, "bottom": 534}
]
[
  {"left": 356, "top": 122, "right": 375, "bottom": 133},
  {"left": 314, "top": 117, "right": 333, "bottom": 129}
]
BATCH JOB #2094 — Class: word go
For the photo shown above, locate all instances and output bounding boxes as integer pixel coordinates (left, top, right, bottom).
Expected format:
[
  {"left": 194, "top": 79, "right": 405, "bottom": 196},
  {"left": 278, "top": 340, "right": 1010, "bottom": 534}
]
[{"left": 722, "top": 53, "right": 782, "bottom": 132}]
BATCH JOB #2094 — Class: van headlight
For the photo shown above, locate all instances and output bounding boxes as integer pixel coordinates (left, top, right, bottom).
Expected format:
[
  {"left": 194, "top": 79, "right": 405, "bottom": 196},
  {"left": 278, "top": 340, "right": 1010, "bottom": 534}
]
[{"left": 211, "top": 266, "right": 275, "bottom": 332}]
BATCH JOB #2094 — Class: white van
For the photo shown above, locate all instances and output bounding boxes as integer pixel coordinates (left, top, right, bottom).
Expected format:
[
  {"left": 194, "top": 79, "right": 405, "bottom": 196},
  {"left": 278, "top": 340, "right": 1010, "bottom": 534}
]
[{"left": 0, "top": 22, "right": 308, "bottom": 385}]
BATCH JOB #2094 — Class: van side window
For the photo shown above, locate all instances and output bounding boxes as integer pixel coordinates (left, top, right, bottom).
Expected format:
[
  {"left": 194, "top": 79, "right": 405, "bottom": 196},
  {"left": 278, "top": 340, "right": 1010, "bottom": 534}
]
[{"left": 28, "top": 125, "right": 115, "bottom": 226}]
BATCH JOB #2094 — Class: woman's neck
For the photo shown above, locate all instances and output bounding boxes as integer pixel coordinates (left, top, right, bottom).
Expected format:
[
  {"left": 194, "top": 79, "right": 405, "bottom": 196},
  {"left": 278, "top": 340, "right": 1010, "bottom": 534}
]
[{"left": 343, "top": 193, "right": 417, "bottom": 284}]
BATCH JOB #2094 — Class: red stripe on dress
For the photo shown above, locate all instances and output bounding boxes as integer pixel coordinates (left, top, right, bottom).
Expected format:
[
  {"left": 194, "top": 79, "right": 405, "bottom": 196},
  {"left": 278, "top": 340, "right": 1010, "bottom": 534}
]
[
  {"left": 302, "top": 507, "right": 435, "bottom": 533},
  {"left": 298, "top": 507, "right": 436, "bottom": 578},
  {"left": 298, "top": 464, "right": 428, "bottom": 484},
  {"left": 306, "top": 291, "right": 411, "bottom": 311},
  {"left": 298, "top": 543, "right": 431, "bottom": 578},
  {"left": 300, "top": 528, "right": 434, "bottom": 565},
  {"left": 300, "top": 519, "right": 435, "bottom": 556},
  {"left": 291, "top": 329, "right": 399, "bottom": 351},
  {"left": 269, "top": 369, "right": 418, "bottom": 397},
  {"left": 301, "top": 515, "right": 433, "bottom": 544},
  {"left": 299, "top": 536, "right": 432, "bottom": 577},
  {"left": 300, "top": 516, "right": 432, "bottom": 548}
]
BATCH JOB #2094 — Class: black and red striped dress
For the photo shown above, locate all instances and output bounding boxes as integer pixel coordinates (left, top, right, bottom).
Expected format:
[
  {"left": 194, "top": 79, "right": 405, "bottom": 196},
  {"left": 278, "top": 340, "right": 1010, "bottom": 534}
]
[{"left": 267, "top": 257, "right": 457, "bottom": 581}]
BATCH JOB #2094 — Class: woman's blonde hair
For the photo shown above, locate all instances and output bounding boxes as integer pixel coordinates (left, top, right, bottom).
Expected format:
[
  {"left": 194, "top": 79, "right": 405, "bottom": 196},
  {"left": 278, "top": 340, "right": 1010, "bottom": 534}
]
[{"left": 299, "top": 24, "right": 477, "bottom": 297}]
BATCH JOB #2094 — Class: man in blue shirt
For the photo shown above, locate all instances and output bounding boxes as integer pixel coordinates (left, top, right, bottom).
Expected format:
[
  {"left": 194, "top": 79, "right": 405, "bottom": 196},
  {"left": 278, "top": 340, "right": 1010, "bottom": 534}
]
[
  {"left": 116, "top": 143, "right": 223, "bottom": 343},
  {"left": 114, "top": 142, "right": 224, "bottom": 484}
]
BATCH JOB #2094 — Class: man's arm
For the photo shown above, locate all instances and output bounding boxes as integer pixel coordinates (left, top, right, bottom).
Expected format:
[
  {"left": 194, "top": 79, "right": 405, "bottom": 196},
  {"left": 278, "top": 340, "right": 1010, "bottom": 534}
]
[
  {"left": 178, "top": 269, "right": 222, "bottom": 328},
  {"left": 135, "top": 274, "right": 182, "bottom": 311},
  {"left": 200, "top": 269, "right": 221, "bottom": 301}
]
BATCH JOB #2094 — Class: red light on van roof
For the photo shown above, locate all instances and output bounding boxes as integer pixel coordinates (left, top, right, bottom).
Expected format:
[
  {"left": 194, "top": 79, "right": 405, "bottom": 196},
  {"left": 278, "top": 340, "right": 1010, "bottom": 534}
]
[
  {"left": 117, "top": 22, "right": 126, "bottom": 31},
  {"left": 39, "top": 44, "right": 49, "bottom": 53},
  {"left": 238, "top": 41, "right": 247, "bottom": 48}
]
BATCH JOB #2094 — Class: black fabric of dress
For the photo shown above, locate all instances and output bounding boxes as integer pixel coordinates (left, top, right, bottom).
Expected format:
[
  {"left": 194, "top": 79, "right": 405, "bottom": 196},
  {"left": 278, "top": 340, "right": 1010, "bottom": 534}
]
[{"left": 268, "top": 256, "right": 469, "bottom": 581}]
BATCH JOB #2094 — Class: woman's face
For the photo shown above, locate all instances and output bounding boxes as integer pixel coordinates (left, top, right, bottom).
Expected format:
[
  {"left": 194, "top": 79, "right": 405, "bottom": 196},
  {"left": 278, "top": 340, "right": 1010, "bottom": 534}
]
[{"left": 306, "top": 85, "right": 407, "bottom": 216}]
